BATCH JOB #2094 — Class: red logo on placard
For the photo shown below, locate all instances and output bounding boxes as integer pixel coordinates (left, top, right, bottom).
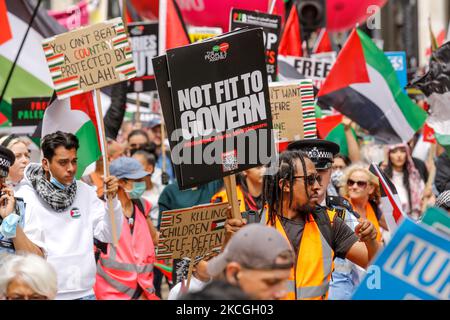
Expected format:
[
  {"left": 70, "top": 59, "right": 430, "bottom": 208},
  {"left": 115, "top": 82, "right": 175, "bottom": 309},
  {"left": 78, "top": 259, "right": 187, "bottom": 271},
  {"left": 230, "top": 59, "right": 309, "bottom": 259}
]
[{"left": 219, "top": 42, "right": 229, "bottom": 53}]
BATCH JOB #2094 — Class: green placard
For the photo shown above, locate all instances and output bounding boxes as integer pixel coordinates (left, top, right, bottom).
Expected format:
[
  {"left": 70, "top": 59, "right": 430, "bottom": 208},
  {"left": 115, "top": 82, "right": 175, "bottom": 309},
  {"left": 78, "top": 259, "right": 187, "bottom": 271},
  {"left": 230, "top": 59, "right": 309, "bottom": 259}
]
[{"left": 421, "top": 207, "right": 450, "bottom": 237}]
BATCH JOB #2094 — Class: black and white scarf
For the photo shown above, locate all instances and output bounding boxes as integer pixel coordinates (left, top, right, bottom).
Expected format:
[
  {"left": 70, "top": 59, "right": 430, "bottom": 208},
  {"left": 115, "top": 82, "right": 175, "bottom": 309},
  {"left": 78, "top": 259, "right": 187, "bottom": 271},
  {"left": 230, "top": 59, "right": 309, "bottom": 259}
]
[{"left": 26, "top": 164, "right": 77, "bottom": 212}]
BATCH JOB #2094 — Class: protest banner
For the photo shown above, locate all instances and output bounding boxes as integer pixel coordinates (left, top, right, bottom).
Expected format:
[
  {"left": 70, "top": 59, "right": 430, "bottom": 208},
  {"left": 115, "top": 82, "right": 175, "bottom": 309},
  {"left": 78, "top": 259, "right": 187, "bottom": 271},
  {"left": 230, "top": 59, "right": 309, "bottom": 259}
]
[
  {"left": 156, "top": 202, "right": 229, "bottom": 260},
  {"left": 269, "top": 81, "right": 305, "bottom": 143},
  {"left": 42, "top": 17, "right": 136, "bottom": 100},
  {"left": 230, "top": 9, "right": 281, "bottom": 82},
  {"left": 152, "top": 28, "right": 275, "bottom": 193},
  {"left": 11, "top": 97, "right": 51, "bottom": 127},
  {"left": 157, "top": 201, "right": 229, "bottom": 287},
  {"left": 385, "top": 51, "right": 407, "bottom": 93},
  {"left": 188, "top": 26, "right": 223, "bottom": 43},
  {"left": 278, "top": 55, "right": 334, "bottom": 89},
  {"left": 352, "top": 215, "right": 450, "bottom": 300},
  {"left": 127, "top": 22, "right": 158, "bottom": 93},
  {"left": 41, "top": 17, "right": 137, "bottom": 245},
  {"left": 421, "top": 207, "right": 450, "bottom": 237}
]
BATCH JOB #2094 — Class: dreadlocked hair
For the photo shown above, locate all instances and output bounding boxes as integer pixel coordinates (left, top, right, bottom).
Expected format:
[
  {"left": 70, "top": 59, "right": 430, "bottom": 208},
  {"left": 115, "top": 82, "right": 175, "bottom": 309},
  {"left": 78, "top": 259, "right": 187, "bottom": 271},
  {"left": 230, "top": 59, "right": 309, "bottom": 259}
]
[{"left": 261, "top": 150, "right": 310, "bottom": 225}]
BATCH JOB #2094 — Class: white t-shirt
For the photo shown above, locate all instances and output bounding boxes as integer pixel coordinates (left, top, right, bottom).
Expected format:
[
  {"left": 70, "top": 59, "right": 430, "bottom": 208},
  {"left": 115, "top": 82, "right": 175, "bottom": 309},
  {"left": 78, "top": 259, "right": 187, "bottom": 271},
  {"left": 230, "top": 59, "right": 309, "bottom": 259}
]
[
  {"left": 16, "top": 172, "right": 123, "bottom": 300},
  {"left": 168, "top": 276, "right": 209, "bottom": 300},
  {"left": 392, "top": 170, "right": 410, "bottom": 213}
]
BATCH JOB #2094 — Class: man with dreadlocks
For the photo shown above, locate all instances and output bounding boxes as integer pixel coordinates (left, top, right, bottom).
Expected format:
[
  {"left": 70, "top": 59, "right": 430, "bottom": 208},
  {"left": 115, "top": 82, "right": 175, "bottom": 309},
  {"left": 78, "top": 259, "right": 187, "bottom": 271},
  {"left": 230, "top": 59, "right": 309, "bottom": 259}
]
[{"left": 224, "top": 150, "right": 380, "bottom": 300}]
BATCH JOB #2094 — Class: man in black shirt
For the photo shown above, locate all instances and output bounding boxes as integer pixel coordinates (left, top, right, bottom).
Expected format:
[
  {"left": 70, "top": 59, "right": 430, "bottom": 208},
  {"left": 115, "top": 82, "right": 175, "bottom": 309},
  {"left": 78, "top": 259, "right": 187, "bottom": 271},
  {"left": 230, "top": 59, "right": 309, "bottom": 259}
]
[{"left": 225, "top": 150, "right": 380, "bottom": 299}]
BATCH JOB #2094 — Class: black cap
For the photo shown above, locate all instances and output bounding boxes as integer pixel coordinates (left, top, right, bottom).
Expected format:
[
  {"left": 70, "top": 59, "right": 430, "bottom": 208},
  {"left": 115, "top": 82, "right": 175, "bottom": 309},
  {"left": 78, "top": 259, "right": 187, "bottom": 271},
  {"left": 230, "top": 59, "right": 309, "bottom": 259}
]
[
  {"left": 0, "top": 145, "right": 15, "bottom": 178},
  {"left": 287, "top": 139, "right": 340, "bottom": 170}
]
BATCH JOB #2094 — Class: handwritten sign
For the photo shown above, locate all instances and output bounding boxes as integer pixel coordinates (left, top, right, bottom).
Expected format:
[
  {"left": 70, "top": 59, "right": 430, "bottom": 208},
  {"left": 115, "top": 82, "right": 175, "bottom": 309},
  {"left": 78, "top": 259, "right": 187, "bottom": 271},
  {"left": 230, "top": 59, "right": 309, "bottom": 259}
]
[
  {"left": 269, "top": 80, "right": 316, "bottom": 142},
  {"left": 156, "top": 202, "right": 229, "bottom": 260},
  {"left": 42, "top": 17, "right": 136, "bottom": 99}
]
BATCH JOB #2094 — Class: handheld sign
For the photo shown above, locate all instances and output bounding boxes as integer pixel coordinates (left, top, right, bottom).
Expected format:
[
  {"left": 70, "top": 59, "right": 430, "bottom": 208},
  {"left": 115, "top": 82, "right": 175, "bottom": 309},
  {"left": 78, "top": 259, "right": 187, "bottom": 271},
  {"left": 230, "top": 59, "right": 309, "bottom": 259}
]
[
  {"left": 230, "top": 9, "right": 281, "bottom": 82},
  {"left": 421, "top": 207, "right": 450, "bottom": 237},
  {"left": 127, "top": 22, "right": 158, "bottom": 93},
  {"left": 42, "top": 17, "right": 136, "bottom": 100},
  {"left": 269, "top": 80, "right": 318, "bottom": 143},
  {"left": 11, "top": 97, "right": 51, "bottom": 127},
  {"left": 157, "top": 202, "right": 229, "bottom": 260},
  {"left": 278, "top": 55, "right": 334, "bottom": 89},
  {"left": 152, "top": 28, "right": 275, "bottom": 191},
  {"left": 352, "top": 215, "right": 450, "bottom": 300}
]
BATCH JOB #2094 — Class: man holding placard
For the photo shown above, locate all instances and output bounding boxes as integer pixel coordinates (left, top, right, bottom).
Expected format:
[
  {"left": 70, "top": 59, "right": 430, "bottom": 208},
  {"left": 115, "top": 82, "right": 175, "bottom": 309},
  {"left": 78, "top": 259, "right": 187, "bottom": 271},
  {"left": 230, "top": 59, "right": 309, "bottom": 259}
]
[{"left": 16, "top": 132, "right": 123, "bottom": 300}]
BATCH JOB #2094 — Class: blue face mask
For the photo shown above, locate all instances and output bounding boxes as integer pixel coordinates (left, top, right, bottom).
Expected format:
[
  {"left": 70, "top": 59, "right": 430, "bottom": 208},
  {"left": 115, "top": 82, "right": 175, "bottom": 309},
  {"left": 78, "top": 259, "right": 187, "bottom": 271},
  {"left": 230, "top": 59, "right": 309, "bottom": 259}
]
[
  {"left": 125, "top": 181, "right": 146, "bottom": 199},
  {"left": 49, "top": 170, "right": 74, "bottom": 190}
]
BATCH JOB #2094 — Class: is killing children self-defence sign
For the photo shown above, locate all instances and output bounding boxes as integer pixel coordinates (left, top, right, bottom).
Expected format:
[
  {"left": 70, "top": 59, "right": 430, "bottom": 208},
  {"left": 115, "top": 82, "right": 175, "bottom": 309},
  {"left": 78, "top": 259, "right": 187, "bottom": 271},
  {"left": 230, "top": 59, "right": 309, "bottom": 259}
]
[
  {"left": 153, "top": 28, "right": 275, "bottom": 190},
  {"left": 42, "top": 17, "right": 136, "bottom": 99}
]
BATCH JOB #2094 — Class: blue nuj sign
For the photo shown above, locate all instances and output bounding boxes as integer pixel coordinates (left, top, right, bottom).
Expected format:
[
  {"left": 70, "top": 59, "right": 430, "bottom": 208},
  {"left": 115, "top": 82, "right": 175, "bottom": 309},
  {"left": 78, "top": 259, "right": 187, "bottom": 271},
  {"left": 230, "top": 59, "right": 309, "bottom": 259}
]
[{"left": 353, "top": 216, "right": 450, "bottom": 300}]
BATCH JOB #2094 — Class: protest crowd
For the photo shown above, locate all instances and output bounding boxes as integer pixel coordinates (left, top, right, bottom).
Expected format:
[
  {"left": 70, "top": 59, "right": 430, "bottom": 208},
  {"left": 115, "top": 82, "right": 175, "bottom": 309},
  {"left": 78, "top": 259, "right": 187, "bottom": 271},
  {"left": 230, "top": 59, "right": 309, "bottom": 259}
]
[{"left": 0, "top": 0, "right": 448, "bottom": 302}]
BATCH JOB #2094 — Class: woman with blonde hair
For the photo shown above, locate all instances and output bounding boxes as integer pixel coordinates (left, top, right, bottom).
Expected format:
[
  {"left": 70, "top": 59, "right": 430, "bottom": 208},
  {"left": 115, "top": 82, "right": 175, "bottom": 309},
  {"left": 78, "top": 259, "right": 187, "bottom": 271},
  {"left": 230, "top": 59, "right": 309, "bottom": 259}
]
[
  {"left": 0, "top": 135, "right": 30, "bottom": 191},
  {"left": 340, "top": 164, "right": 387, "bottom": 242}
]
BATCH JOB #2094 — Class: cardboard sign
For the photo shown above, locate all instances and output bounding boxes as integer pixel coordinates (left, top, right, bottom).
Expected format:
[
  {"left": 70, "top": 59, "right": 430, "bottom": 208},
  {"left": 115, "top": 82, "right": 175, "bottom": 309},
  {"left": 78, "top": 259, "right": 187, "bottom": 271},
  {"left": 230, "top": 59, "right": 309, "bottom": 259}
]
[
  {"left": 385, "top": 51, "right": 407, "bottom": 93},
  {"left": 352, "top": 216, "right": 450, "bottom": 300},
  {"left": 269, "top": 81, "right": 306, "bottom": 142},
  {"left": 127, "top": 22, "right": 158, "bottom": 92},
  {"left": 230, "top": 9, "right": 281, "bottom": 82},
  {"left": 153, "top": 28, "right": 275, "bottom": 190},
  {"left": 156, "top": 202, "right": 229, "bottom": 260},
  {"left": 188, "top": 26, "right": 223, "bottom": 43},
  {"left": 42, "top": 17, "right": 136, "bottom": 99},
  {"left": 278, "top": 55, "right": 334, "bottom": 89},
  {"left": 421, "top": 207, "right": 450, "bottom": 237},
  {"left": 11, "top": 97, "right": 51, "bottom": 126}
]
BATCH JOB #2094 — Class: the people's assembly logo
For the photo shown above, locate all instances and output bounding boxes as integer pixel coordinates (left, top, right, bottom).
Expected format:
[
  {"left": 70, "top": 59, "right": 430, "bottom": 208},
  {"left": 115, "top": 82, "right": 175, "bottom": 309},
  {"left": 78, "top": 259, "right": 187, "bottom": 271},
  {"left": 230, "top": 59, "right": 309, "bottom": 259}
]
[
  {"left": 70, "top": 208, "right": 81, "bottom": 219},
  {"left": 205, "top": 43, "right": 229, "bottom": 62}
]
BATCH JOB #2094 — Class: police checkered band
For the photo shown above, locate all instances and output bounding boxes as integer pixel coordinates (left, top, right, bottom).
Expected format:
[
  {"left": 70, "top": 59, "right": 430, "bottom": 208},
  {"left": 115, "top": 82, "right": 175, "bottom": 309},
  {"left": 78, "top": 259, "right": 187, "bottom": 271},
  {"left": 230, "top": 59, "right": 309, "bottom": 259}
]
[
  {"left": 436, "top": 190, "right": 450, "bottom": 208},
  {"left": 306, "top": 147, "right": 333, "bottom": 161},
  {"left": 0, "top": 158, "right": 11, "bottom": 168}
]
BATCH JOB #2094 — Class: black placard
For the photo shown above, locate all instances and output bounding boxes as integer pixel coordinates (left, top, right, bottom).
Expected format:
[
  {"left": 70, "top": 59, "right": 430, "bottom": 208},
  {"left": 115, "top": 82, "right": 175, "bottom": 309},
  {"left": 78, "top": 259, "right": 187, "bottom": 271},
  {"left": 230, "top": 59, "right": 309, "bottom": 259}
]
[
  {"left": 127, "top": 22, "right": 158, "bottom": 93},
  {"left": 153, "top": 28, "right": 275, "bottom": 190},
  {"left": 230, "top": 9, "right": 281, "bottom": 82},
  {"left": 11, "top": 97, "right": 51, "bottom": 126}
]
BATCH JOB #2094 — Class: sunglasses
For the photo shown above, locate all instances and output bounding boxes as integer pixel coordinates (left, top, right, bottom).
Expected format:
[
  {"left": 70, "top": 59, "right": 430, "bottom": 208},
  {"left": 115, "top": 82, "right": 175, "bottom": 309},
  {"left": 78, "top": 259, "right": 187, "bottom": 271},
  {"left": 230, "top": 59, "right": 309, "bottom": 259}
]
[
  {"left": 293, "top": 174, "right": 322, "bottom": 186},
  {"left": 347, "top": 179, "right": 368, "bottom": 188}
]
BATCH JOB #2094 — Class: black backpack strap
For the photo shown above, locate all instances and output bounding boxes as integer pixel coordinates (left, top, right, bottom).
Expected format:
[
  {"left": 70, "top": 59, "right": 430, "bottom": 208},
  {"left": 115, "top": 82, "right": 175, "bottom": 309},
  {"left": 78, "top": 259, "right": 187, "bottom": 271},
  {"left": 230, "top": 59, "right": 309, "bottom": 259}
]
[{"left": 313, "top": 206, "right": 334, "bottom": 252}]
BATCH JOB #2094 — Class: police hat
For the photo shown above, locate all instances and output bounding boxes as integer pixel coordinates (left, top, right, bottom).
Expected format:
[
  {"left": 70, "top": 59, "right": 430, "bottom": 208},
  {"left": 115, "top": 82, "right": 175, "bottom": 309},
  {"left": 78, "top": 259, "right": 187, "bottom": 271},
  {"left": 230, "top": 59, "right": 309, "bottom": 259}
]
[
  {"left": 0, "top": 145, "right": 15, "bottom": 178},
  {"left": 287, "top": 139, "right": 340, "bottom": 170}
]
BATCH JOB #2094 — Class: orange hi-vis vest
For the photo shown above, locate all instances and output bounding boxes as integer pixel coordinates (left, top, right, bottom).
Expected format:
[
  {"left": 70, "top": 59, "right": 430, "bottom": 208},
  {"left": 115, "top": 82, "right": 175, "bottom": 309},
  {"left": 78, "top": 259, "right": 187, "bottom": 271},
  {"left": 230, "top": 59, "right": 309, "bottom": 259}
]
[
  {"left": 211, "top": 186, "right": 246, "bottom": 212},
  {"left": 94, "top": 200, "right": 158, "bottom": 300},
  {"left": 262, "top": 209, "right": 336, "bottom": 300}
]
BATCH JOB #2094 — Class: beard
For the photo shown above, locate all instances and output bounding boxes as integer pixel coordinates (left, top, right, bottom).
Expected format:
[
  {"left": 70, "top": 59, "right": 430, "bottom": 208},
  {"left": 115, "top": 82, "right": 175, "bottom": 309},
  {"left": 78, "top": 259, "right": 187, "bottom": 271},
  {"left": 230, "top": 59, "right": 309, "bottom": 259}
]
[{"left": 295, "top": 203, "right": 316, "bottom": 216}]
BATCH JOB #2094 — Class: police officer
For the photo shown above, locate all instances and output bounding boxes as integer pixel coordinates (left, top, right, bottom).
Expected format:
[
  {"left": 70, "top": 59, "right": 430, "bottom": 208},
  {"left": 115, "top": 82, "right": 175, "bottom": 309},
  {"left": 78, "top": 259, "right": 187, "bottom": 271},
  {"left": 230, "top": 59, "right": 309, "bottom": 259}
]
[
  {"left": 0, "top": 145, "right": 41, "bottom": 256},
  {"left": 287, "top": 139, "right": 364, "bottom": 299}
]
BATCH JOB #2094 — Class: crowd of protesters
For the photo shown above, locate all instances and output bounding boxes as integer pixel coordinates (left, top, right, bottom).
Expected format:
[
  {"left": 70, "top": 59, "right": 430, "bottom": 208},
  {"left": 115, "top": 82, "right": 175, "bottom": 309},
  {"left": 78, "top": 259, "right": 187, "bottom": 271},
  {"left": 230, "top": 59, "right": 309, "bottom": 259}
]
[{"left": 0, "top": 108, "right": 448, "bottom": 301}]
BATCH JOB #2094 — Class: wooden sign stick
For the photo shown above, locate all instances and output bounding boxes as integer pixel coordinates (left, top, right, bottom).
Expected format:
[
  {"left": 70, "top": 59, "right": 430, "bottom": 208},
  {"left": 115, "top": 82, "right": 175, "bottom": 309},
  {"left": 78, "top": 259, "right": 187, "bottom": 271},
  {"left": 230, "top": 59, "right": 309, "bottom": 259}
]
[
  {"left": 224, "top": 174, "right": 242, "bottom": 220},
  {"left": 135, "top": 92, "right": 141, "bottom": 128},
  {"left": 94, "top": 89, "right": 119, "bottom": 247},
  {"left": 185, "top": 259, "right": 195, "bottom": 291}
]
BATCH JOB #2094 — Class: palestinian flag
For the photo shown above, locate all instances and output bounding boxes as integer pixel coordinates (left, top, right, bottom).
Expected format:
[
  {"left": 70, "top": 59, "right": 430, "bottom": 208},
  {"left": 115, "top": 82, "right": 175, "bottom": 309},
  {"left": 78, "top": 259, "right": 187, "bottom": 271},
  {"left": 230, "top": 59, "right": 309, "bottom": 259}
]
[
  {"left": 312, "top": 28, "right": 332, "bottom": 54},
  {"left": 0, "top": 0, "right": 66, "bottom": 127},
  {"left": 318, "top": 29, "right": 427, "bottom": 144},
  {"left": 0, "top": 0, "right": 12, "bottom": 45},
  {"left": 158, "top": 0, "right": 190, "bottom": 55},
  {"left": 316, "top": 113, "right": 357, "bottom": 157},
  {"left": 278, "top": 4, "right": 302, "bottom": 57},
  {"left": 410, "top": 41, "right": 450, "bottom": 156},
  {"left": 210, "top": 219, "right": 226, "bottom": 231},
  {"left": 42, "top": 92, "right": 101, "bottom": 179},
  {"left": 154, "top": 261, "right": 173, "bottom": 283},
  {"left": 369, "top": 163, "right": 406, "bottom": 233}
]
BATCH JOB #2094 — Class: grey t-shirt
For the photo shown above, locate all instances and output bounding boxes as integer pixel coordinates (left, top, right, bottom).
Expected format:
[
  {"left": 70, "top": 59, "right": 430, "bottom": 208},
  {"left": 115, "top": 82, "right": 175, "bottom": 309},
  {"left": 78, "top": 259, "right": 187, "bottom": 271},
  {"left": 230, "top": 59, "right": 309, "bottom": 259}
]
[{"left": 279, "top": 207, "right": 358, "bottom": 259}]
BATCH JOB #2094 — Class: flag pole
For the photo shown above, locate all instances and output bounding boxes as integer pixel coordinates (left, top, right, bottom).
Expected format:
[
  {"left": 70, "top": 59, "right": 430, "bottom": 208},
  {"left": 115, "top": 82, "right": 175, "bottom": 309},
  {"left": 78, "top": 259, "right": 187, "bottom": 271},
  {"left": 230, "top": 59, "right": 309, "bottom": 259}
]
[
  {"left": 0, "top": 0, "right": 42, "bottom": 104},
  {"left": 94, "top": 89, "right": 119, "bottom": 247},
  {"left": 268, "top": 0, "right": 277, "bottom": 14}
]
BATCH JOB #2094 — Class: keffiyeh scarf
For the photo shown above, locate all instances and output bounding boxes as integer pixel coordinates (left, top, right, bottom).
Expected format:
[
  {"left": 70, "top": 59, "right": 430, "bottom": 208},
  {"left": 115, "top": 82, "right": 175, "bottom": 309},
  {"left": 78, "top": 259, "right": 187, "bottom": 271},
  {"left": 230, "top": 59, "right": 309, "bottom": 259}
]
[{"left": 26, "top": 163, "right": 77, "bottom": 212}]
